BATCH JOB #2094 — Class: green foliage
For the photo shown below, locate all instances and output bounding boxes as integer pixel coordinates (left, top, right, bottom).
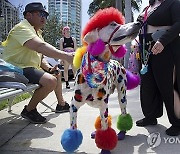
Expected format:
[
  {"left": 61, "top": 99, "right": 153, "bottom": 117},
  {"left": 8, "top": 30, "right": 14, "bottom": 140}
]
[
  {"left": 88, "top": 0, "right": 115, "bottom": 17},
  {"left": 0, "top": 93, "right": 31, "bottom": 111},
  {"left": 88, "top": 0, "right": 142, "bottom": 17},
  {"left": 43, "top": 15, "right": 62, "bottom": 48}
]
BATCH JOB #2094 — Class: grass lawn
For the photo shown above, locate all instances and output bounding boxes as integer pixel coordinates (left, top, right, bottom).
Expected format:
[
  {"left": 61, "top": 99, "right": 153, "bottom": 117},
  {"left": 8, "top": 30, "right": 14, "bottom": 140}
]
[{"left": 0, "top": 93, "right": 31, "bottom": 111}]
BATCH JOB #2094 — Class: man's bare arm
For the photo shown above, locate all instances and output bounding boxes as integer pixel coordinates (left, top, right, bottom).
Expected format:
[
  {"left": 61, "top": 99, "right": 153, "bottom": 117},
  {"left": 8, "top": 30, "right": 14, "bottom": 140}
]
[{"left": 24, "top": 36, "right": 73, "bottom": 64}]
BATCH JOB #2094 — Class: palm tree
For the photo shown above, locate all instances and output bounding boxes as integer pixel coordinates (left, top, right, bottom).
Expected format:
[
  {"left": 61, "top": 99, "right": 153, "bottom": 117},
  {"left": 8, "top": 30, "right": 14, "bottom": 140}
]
[
  {"left": 88, "top": 0, "right": 142, "bottom": 16},
  {"left": 88, "top": 0, "right": 142, "bottom": 21}
]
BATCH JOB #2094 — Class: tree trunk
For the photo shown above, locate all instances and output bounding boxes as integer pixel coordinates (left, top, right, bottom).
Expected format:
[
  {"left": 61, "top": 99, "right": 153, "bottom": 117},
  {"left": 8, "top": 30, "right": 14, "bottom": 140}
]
[
  {"left": 124, "top": 0, "right": 132, "bottom": 68},
  {"left": 115, "top": 0, "right": 122, "bottom": 12}
]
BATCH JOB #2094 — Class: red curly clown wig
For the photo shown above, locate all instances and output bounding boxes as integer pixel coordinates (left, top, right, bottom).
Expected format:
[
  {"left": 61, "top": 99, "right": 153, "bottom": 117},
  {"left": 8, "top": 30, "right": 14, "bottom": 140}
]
[{"left": 82, "top": 7, "right": 125, "bottom": 40}]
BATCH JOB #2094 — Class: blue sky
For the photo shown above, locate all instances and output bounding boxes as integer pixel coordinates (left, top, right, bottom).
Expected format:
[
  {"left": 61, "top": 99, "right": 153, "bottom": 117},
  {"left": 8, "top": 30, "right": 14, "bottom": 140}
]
[
  {"left": 9, "top": 0, "right": 148, "bottom": 30},
  {"left": 9, "top": 0, "right": 92, "bottom": 29}
]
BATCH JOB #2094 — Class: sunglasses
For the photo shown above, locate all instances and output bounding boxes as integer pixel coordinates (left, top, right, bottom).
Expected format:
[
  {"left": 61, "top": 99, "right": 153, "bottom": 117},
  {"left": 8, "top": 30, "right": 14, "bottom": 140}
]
[
  {"left": 31, "top": 11, "right": 48, "bottom": 19},
  {"left": 39, "top": 11, "right": 48, "bottom": 19}
]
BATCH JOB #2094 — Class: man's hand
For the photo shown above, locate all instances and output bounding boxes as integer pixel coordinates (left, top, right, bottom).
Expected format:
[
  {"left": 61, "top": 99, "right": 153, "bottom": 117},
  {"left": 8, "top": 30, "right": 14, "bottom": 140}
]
[
  {"left": 49, "top": 65, "right": 60, "bottom": 76},
  {"left": 151, "top": 41, "right": 164, "bottom": 55}
]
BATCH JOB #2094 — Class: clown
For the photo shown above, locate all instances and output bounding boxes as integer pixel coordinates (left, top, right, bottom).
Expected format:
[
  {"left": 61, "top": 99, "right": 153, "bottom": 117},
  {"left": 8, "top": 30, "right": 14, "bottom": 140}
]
[{"left": 61, "top": 7, "right": 140, "bottom": 154}]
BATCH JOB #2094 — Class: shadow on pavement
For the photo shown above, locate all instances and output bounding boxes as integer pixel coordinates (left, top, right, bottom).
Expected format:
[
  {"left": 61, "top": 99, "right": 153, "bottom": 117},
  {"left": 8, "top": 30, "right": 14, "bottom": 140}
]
[{"left": 0, "top": 111, "right": 55, "bottom": 150}]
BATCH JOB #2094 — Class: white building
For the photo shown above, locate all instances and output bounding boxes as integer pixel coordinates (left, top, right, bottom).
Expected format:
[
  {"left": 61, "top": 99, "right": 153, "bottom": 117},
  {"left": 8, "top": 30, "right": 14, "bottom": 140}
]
[
  {"left": 48, "top": 0, "right": 81, "bottom": 46},
  {"left": 0, "top": 0, "right": 20, "bottom": 41}
]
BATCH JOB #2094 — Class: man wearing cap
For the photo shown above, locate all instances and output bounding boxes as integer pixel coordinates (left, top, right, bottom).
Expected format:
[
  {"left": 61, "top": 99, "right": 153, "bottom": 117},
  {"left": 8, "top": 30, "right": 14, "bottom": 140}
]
[{"left": 2, "top": 2, "right": 73, "bottom": 124}]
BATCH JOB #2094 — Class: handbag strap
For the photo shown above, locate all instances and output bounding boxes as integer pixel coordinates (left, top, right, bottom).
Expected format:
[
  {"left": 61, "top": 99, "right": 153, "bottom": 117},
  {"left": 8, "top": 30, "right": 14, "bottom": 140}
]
[{"left": 140, "top": 6, "right": 151, "bottom": 66}]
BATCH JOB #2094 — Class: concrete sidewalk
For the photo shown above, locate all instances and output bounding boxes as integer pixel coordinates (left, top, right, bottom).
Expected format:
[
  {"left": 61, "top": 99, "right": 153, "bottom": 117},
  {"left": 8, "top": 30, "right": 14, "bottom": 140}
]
[{"left": 0, "top": 81, "right": 179, "bottom": 154}]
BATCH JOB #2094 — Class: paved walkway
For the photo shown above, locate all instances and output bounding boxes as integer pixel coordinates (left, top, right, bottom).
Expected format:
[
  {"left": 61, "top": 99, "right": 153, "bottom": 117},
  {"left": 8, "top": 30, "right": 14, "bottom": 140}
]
[{"left": 0, "top": 81, "right": 179, "bottom": 154}]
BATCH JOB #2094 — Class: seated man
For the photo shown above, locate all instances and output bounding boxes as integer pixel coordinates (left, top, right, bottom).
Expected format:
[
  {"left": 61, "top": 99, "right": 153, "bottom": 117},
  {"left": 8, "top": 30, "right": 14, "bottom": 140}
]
[{"left": 2, "top": 2, "right": 74, "bottom": 124}]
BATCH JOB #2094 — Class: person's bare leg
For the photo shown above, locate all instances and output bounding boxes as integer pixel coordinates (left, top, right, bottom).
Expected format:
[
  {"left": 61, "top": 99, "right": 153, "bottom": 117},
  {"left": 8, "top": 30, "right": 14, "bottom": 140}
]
[
  {"left": 26, "top": 73, "right": 57, "bottom": 111},
  {"left": 64, "top": 60, "right": 70, "bottom": 89},
  {"left": 54, "top": 73, "right": 66, "bottom": 106},
  {"left": 64, "top": 60, "right": 69, "bottom": 82}
]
